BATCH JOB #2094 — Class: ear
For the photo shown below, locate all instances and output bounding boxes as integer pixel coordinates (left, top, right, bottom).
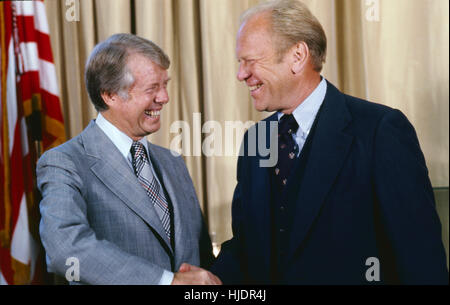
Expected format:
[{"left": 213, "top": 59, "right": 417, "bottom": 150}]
[
  {"left": 291, "top": 41, "right": 309, "bottom": 75},
  {"left": 101, "top": 91, "right": 117, "bottom": 107}
]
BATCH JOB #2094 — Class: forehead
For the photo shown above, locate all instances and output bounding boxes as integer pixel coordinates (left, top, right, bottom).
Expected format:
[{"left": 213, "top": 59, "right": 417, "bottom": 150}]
[
  {"left": 127, "top": 53, "right": 168, "bottom": 82},
  {"left": 236, "top": 14, "right": 275, "bottom": 58}
]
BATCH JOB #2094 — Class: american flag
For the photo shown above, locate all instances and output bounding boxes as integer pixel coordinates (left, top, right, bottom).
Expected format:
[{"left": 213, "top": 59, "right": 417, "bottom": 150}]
[{"left": 0, "top": 0, "right": 65, "bottom": 284}]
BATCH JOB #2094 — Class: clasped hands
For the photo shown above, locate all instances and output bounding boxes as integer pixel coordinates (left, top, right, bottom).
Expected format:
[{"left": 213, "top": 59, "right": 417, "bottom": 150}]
[{"left": 171, "top": 263, "right": 222, "bottom": 285}]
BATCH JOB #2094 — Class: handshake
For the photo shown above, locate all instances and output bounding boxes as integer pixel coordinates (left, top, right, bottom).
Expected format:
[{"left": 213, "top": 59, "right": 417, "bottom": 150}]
[{"left": 171, "top": 263, "right": 222, "bottom": 285}]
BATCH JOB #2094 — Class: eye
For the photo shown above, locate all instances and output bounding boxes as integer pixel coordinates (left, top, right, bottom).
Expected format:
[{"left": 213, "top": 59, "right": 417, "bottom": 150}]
[
  {"left": 146, "top": 85, "right": 158, "bottom": 93},
  {"left": 163, "top": 78, "right": 171, "bottom": 88}
]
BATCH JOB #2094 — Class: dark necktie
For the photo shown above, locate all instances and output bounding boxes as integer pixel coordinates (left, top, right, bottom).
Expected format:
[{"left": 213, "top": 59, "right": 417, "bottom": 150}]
[
  {"left": 273, "top": 114, "right": 299, "bottom": 190},
  {"left": 130, "top": 141, "right": 171, "bottom": 240}
]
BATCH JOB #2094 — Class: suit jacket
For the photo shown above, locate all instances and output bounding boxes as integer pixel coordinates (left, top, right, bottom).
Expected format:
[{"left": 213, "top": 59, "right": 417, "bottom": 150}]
[
  {"left": 211, "top": 81, "right": 448, "bottom": 285},
  {"left": 37, "top": 120, "right": 213, "bottom": 284}
]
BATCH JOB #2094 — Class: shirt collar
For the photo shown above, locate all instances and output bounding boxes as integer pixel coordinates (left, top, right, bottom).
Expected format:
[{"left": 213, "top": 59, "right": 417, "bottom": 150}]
[
  {"left": 95, "top": 112, "right": 149, "bottom": 161},
  {"left": 278, "top": 77, "right": 327, "bottom": 137}
]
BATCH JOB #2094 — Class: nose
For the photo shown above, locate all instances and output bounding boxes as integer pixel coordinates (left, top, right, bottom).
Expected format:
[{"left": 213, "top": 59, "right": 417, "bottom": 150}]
[
  {"left": 237, "top": 62, "right": 250, "bottom": 82},
  {"left": 156, "top": 87, "right": 169, "bottom": 104}
]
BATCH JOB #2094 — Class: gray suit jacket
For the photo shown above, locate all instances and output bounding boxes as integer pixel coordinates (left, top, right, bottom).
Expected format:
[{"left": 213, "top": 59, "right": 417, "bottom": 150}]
[{"left": 37, "top": 121, "right": 213, "bottom": 284}]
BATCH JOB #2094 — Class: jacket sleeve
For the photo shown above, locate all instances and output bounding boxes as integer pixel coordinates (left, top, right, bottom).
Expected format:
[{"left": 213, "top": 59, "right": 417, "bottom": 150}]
[
  {"left": 174, "top": 155, "right": 215, "bottom": 270},
  {"left": 373, "top": 109, "right": 448, "bottom": 284},
  {"left": 210, "top": 146, "right": 247, "bottom": 284},
  {"left": 37, "top": 149, "right": 168, "bottom": 285}
]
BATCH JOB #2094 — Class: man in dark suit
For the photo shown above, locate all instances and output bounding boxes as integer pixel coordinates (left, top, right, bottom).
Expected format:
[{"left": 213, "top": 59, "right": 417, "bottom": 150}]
[
  {"left": 37, "top": 34, "right": 221, "bottom": 284},
  {"left": 210, "top": 0, "right": 448, "bottom": 284}
]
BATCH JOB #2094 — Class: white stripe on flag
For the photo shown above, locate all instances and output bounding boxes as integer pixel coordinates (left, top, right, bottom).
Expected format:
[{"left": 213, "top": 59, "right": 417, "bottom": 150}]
[
  {"left": 10, "top": 195, "right": 32, "bottom": 265},
  {"left": 39, "top": 59, "right": 60, "bottom": 96},
  {"left": 33, "top": 0, "right": 50, "bottom": 35},
  {"left": 19, "top": 42, "right": 60, "bottom": 97},
  {"left": 13, "top": 1, "right": 49, "bottom": 35},
  {"left": 12, "top": 1, "right": 34, "bottom": 16},
  {"left": 19, "top": 41, "right": 39, "bottom": 73},
  {"left": 10, "top": 194, "right": 40, "bottom": 283},
  {"left": 21, "top": 117, "right": 29, "bottom": 156},
  {"left": 6, "top": 39, "right": 18, "bottom": 155},
  {"left": 0, "top": 269, "right": 7, "bottom": 285}
]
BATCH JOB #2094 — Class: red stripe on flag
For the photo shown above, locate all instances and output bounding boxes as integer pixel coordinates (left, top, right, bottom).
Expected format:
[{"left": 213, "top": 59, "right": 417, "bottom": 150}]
[
  {"left": 40, "top": 89, "right": 64, "bottom": 122},
  {"left": 9, "top": 121, "right": 26, "bottom": 233},
  {"left": 0, "top": 249, "right": 14, "bottom": 284},
  {"left": 18, "top": 71, "right": 41, "bottom": 101},
  {"left": 15, "top": 16, "right": 37, "bottom": 44},
  {"left": 15, "top": 15, "right": 53, "bottom": 62},
  {"left": 36, "top": 31, "right": 53, "bottom": 62},
  {"left": 0, "top": 0, "right": 14, "bottom": 285}
]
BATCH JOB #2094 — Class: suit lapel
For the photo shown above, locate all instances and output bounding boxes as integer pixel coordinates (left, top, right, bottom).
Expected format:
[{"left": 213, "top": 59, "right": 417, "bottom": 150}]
[
  {"left": 147, "top": 144, "right": 189, "bottom": 264},
  {"left": 248, "top": 115, "right": 278, "bottom": 276},
  {"left": 285, "top": 82, "right": 354, "bottom": 262},
  {"left": 82, "top": 121, "right": 173, "bottom": 253}
]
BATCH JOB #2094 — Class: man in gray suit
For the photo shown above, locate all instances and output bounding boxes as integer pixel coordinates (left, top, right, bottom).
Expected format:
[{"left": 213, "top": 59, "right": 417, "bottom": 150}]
[{"left": 37, "top": 33, "right": 221, "bottom": 285}]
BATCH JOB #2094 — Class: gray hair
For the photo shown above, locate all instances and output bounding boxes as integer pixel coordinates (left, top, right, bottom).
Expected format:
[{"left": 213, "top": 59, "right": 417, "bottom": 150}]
[
  {"left": 240, "top": 0, "right": 327, "bottom": 72},
  {"left": 85, "top": 33, "right": 170, "bottom": 112}
]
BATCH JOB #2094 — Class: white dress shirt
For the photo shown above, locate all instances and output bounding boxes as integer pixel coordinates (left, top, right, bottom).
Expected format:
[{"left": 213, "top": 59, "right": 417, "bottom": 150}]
[{"left": 277, "top": 77, "right": 327, "bottom": 156}]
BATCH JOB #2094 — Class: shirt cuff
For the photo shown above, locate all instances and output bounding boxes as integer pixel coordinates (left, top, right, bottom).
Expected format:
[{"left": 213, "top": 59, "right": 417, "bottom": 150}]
[{"left": 158, "top": 270, "right": 174, "bottom": 285}]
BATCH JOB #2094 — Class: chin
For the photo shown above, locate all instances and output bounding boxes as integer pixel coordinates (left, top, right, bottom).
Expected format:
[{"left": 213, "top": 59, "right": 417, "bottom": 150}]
[
  {"left": 147, "top": 127, "right": 160, "bottom": 135},
  {"left": 253, "top": 100, "right": 267, "bottom": 112},
  {"left": 140, "top": 129, "right": 157, "bottom": 137}
]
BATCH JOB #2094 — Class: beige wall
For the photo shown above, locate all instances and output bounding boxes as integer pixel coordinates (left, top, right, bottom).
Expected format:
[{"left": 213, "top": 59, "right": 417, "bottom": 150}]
[{"left": 45, "top": 0, "right": 449, "bottom": 244}]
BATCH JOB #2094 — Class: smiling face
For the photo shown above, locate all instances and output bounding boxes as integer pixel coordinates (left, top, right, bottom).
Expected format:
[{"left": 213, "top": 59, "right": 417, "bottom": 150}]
[
  {"left": 101, "top": 53, "right": 170, "bottom": 141},
  {"left": 236, "top": 13, "right": 299, "bottom": 113}
]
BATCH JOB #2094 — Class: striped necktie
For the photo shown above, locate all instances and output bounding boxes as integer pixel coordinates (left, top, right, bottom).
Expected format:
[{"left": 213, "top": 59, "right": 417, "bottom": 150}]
[{"left": 130, "top": 141, "right": 171, "bottom": 240}]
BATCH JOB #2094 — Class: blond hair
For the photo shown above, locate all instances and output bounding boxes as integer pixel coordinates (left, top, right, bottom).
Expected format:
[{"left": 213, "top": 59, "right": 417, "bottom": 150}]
[{"left": 241, "top": 0, "right": 327, "bottom": 72}]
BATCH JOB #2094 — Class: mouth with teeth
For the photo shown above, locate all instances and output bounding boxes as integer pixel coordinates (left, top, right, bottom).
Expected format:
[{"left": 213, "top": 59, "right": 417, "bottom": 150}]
[
  {"left": 249, "top": 83, "right": 263, "bottom": 96},
  {"left": 144, "top": 110, "right": 161, "bottom": 118}
]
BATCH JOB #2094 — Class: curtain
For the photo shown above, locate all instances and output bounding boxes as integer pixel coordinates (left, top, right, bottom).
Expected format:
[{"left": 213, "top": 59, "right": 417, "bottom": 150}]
[{"left": 44, "top": 0, "right": 449, "bottom": 245}]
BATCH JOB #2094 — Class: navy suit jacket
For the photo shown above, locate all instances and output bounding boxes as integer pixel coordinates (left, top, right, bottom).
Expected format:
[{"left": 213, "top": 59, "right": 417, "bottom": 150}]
[{"left": 211, "top": 81, "right": 448, "bottom": 285}]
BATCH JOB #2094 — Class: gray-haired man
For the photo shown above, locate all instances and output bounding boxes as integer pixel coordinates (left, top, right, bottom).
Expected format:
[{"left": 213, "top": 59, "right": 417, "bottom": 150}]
[{"left": 37, "top": 33, "right": 221, "bottom": 285}]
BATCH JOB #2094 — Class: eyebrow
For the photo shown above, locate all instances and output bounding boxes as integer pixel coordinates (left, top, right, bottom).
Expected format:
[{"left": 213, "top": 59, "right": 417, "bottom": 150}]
[
  {"left": 146, "top": 78, "right": 171, "bottom": 90},
  {"left": 238, "top": 55, "right": 257, "bottom": 62}
]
